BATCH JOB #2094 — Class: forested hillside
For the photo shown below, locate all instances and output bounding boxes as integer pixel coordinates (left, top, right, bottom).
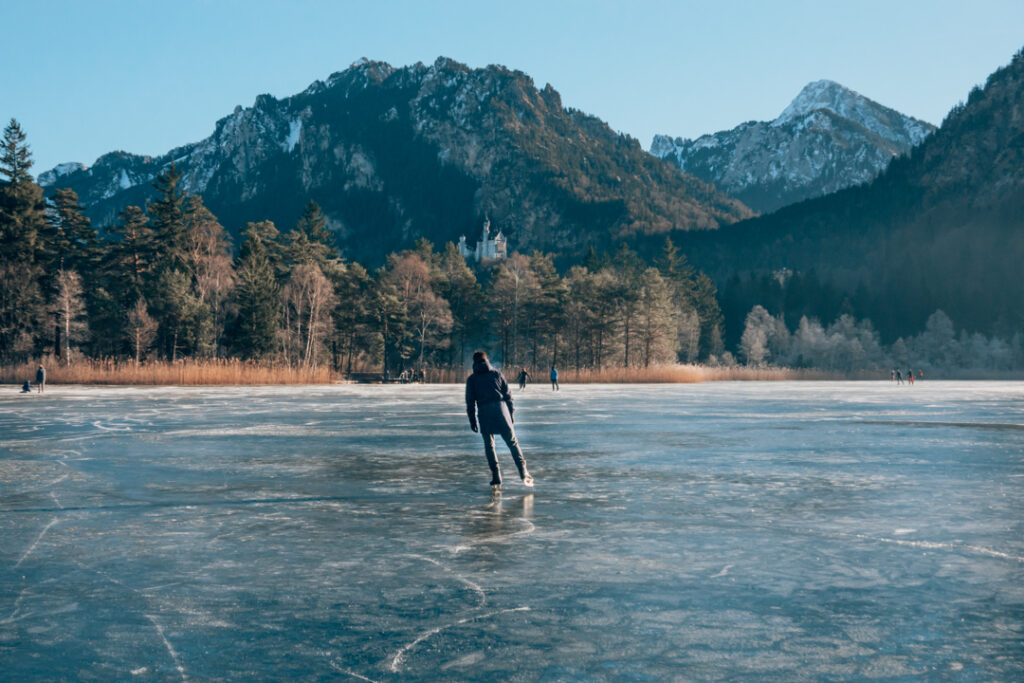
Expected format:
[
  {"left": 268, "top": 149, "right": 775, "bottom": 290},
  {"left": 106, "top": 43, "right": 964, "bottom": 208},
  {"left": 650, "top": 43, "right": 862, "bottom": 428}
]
[
  {"left": 678, "top": 47, "right": 1024, "bottom": 351},
  {"left": 39, "top": 58, "right": 750, "bottom": 264},
  {"left": 1, "top": 122, "right": 726, "bottom": 371}
]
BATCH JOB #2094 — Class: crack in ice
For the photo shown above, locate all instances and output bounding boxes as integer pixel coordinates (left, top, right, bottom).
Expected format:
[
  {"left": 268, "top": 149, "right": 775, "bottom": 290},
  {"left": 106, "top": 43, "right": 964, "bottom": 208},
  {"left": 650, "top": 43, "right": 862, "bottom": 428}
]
[
  {"left": 15, "top": 518, "right": 59, "bottom": 567},
  {"left": 406, "top": 554, "right": 486, "bottom": 607},
  {"left": 328, "top": 661, "right": 379, "bottom": 682},
  {"left": 389, "top": 606, "right": 530, "bottom": 673},
  {"left": 146, "top": 614, "right": 188, "bottom": 681},
  {"left": 855, "top": 534, "right": 1024, "bottom": 563}
]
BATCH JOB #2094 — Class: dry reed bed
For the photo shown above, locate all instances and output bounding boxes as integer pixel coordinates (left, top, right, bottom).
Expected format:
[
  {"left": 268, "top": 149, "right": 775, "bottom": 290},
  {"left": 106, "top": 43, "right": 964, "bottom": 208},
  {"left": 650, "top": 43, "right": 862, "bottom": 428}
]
[
  {"left": 1, "top": 359, "right": 333, "bottom": 385},
  {"left": 2, "top": 361, "right": 849, "bottom": 387}
]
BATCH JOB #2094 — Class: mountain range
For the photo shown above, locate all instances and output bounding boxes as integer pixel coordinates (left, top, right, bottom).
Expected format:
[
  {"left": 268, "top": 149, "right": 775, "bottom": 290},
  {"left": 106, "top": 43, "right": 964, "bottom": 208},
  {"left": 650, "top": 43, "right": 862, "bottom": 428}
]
[
  {"left": 650, "top": 80, "right": 935, "bottom": 213},
  {"left": 678, "top": 48, "right": 1024, "bottom": 343},
  {"left": 39, "top": 57, "right": 750, "bottom": 263}
]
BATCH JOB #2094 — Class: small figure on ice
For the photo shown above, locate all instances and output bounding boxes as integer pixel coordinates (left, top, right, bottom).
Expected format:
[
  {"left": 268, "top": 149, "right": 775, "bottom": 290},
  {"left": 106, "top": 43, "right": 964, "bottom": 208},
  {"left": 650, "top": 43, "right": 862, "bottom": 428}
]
[
  {"left": 21, "top": 380, "right": 31, "bottom": 393},
  {"left": 517, "top": 367, "right": 530, "bottom": 391},
  {"left": 465, "top": 351, "right": 533, "bottom": 490},
  {"left": 550, "top": 365, "right": 559, "bottom": 391},
  {"left": 35, "top": 364, "right": 46, "bottom": 393}
]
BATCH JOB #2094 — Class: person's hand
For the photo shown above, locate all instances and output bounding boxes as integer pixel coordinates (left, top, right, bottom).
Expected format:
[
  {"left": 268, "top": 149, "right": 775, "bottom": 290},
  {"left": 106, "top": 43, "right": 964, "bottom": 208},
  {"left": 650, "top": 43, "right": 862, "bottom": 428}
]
[{"left": 470, "top": 423, "right": 479, "bottom": 433}]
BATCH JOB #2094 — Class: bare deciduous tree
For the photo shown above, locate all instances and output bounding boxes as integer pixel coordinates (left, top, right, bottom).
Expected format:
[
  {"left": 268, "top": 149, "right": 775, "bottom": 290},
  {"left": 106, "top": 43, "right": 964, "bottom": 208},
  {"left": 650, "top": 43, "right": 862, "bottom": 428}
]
[
  {"left": 125, "top": 298, "right": 158, "bottom": 364},
  {"left": 54, "top": 269, "right": 88, "bottom": 364},
  {"left": 282, "top": 263, "right": 337, "bottom": 368}
]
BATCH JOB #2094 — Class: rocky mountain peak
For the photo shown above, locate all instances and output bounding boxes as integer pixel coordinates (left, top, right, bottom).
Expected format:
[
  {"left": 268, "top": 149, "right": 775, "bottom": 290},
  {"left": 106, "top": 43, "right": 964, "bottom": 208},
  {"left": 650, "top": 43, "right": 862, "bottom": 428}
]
[
  {"left": 774, "top": 79, "right": 858, "bottom": 123},
  {"left": 773, "top": 79, "right": 932, "bottom": 146},
  {"left": 651, "top": 79, "right": 936, "bottom": 213}
]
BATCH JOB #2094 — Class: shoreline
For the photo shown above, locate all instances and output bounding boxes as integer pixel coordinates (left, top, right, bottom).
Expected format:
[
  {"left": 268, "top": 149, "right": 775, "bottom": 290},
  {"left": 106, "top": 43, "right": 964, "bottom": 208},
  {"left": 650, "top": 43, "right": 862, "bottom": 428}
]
[{"left": 4, "top": 359, "right": 1023, "bottom": 387}]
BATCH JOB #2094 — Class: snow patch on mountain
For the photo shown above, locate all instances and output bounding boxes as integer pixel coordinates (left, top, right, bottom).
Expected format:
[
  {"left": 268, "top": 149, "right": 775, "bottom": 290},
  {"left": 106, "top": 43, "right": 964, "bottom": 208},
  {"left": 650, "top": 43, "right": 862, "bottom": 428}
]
[
  {"left": 282, "top": 119, "right": 302, "bottom": 152},
  {"left": 38, "top": 162, "right": 86, "bottom": 187}
]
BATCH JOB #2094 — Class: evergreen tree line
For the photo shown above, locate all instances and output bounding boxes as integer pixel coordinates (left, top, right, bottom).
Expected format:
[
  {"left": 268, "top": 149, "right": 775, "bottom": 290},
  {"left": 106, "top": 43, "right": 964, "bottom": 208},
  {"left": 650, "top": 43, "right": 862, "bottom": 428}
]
[{"left": 0, "top": 119, "right": 726, "bottom": 373}]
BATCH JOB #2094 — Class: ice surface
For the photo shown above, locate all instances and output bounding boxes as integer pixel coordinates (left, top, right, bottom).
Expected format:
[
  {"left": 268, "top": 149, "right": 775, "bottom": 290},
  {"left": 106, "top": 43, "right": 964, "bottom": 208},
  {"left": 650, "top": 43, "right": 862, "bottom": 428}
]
[{"left": 2, "top": 382, "right": 1023, "bottom": 680}]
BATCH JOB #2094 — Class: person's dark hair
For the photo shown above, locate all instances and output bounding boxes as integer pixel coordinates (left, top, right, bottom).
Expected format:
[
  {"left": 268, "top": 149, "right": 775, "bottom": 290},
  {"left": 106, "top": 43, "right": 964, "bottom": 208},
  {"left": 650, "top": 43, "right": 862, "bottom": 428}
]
[{"left": 473, "top": 351, "right": 487, "bottom": 363}]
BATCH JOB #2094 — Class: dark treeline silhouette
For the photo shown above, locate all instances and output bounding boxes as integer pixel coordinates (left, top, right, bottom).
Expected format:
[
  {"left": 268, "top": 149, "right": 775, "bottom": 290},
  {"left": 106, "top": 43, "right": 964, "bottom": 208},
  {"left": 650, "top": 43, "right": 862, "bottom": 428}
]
[
  {"left": 676, "top": 47, "right": 1024, "bottom": 347},
  {"left": 0, "top": 119, "right": 726, "bottom": 374}
]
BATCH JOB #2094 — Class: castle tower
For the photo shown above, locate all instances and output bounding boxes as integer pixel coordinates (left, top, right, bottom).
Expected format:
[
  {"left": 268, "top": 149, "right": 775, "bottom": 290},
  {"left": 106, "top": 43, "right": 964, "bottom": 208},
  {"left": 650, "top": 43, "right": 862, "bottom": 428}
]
[{"left": 460, "top": 216, "right": 507, "bottom": 263}]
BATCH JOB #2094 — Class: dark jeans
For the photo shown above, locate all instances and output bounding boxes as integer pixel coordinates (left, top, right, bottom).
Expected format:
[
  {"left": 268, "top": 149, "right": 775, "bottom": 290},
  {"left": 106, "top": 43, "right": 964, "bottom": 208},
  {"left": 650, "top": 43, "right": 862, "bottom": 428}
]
[{"left": 482, "top": 426, "right": 528, "bottom": 484}]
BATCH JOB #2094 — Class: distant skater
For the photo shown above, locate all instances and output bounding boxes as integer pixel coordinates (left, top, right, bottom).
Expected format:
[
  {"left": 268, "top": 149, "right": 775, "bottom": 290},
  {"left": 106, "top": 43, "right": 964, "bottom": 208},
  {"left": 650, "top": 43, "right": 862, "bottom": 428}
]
[
  {"left": 21, "top": 380, "right": 31, "bottom": 393},
  {"left": 895, "top": 369, "right": 903, "bottom": 385},
  {"left": 890, "top": 369, "right": 896, "bottom": 382},
  {"left": 550, "top": 365, "right": 559, "bottom": 391},
  {"left": 465, "top": 351, "right": 533, "bottom": 489},
  {"left": 517, "top": 367, "right": 530, "bottom": 391},
  {"left": 35, "top": 364, "right": 45, "bottom": 393},
  {"left": 907, "top": 368, "right": 915, "bottom": 385}
]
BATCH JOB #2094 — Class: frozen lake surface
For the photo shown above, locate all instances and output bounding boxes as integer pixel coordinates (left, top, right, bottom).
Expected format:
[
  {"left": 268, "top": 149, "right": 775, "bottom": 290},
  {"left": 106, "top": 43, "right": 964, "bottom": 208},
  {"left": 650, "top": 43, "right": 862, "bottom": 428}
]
[{"left": 2, "top": 381, "right": 1023, "bottom": 680}]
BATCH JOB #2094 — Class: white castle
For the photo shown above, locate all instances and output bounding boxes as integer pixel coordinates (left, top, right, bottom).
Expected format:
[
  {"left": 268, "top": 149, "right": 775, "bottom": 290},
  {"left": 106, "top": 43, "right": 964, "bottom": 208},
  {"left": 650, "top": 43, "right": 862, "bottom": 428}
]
[{"left": 458, "top": 217, "right": 507, "bottom": 263}]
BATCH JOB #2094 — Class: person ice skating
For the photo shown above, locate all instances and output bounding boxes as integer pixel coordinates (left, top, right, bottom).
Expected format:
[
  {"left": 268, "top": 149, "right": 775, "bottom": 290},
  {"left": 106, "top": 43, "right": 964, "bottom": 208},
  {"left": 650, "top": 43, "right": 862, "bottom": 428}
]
[
  {"left": 517, "top": 367, "right": 530, "bottom": 390},
  {"left": 465, "top": 351, "right": 533, "bottom": 489},
  {"left": 907, "top": 368, "right": 915, "bottom": 385},
  {"left": 550, "top": 365, "right": 559, "bottom": 391},
  {"left": 890, "top": 369, "right": 896, "bottom": 382},
  {"left": 35, "top": 364, "right": 45, "bottom": 393},
  {"left": 21, "top": 380, "right": 31, "bottom": 393},
  {"left": 895, "top": 369, "right": 903, "bottom": 385}
]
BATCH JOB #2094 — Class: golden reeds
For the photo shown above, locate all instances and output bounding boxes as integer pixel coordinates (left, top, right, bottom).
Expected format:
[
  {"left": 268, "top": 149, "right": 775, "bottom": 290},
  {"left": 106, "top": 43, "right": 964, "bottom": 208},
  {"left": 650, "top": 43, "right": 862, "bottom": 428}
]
[
  {"left": 1, "top": 359, "right": 857, "bottom": 387},
  {"left": 1, "top": 358, "right": 333, "bottom": 386}
]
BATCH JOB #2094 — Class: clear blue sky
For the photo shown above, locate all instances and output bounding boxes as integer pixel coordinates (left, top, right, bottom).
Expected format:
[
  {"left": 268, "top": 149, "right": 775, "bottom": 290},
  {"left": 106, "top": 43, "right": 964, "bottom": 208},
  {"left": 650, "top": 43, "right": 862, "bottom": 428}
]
[{"left": 4, "top": 0, "right": 1023, "bottom": 173}]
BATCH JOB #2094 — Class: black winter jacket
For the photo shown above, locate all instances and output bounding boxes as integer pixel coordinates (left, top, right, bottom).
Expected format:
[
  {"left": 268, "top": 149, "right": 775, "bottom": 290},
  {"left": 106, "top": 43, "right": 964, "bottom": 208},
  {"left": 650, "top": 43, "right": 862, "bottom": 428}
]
[{"left": 465, "top": 359, "right": 515, "bottom": 434}]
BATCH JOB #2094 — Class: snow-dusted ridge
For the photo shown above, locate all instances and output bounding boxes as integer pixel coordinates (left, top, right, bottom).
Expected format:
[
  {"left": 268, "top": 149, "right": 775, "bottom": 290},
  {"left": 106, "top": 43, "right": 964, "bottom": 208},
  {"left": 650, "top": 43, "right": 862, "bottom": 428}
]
[{"left": 651, "top": 80, "right": 936, "bottom": 213}]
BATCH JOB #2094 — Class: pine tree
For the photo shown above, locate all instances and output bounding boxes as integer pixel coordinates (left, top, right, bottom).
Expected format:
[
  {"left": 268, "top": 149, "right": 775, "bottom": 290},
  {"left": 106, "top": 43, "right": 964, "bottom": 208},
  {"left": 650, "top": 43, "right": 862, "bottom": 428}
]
[
  {"left": 284, "top": 201, "right": 335, "bottom": 267},
  {"left": 526, "top": 251, "right": 566, "bottom": 368},
  {"left": 296, "top": 201, "right": 334, "bottom": 251},
  {"left": 0, "top": 119, "right": 33, "bottom": 186},
  {"left": 0, "top": 119, "right": 47, "bottom": 359},
  {"left": 329, "top": 261, "right": 373, "bottom": 374},
  {"left": 230, "top": 222, "right": 281, "bottom": 359},
  {"left": 370, "top": 271, "right": 408, "bottom": 376},
  {"left": 694, "top": 273, "right": 725, "bottom": 358},
  {"left": 106, "top": 205, "right": 155, "bottom": 304},
  {"left": 150, "top": 268, "right": 200, "bottom": 361},
  {"left": 437, "top": 242, "right": 484, "bottom": 368},
  {"left": 45, "top": 188, "right": 97, "bottom": 274},
  {"left": 147, "top": 163, "right": 187, "bottom": 271},
  {"left": 654, "top": 236, "right": 695, "bottom": 283}
]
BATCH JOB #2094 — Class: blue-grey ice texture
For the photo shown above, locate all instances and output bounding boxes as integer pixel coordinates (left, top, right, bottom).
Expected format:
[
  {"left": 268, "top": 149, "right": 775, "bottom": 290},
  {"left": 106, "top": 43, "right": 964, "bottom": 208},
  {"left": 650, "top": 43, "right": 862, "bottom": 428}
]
[{"left": 2, "top": 381, "right": 1023, "bottom": 680}]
